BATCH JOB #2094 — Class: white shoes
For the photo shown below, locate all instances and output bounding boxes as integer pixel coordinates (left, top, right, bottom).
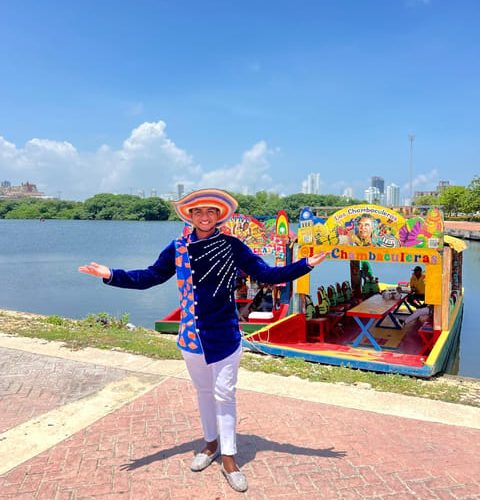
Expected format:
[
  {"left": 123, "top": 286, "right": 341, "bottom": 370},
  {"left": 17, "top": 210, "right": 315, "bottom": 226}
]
[
  {"left": 191, "top": 449, "right": 248, "bottom": 492},
  {"left": 190, "top": 449, "right": 220, "bottom": 472},
  {"left": 221, "top": 463, "right": 248, "bottom": 492}
]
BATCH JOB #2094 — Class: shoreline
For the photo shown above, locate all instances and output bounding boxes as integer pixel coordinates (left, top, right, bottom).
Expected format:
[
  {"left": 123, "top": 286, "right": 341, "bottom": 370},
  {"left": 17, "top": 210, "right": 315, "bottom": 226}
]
[{"left": 444, "top": 220, "right": 480, "bottom": 241}]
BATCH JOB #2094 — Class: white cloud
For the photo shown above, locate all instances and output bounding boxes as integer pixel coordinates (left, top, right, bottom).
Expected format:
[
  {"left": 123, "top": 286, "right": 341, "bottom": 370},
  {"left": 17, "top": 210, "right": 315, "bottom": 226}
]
[
  {"left": 195, "top": 140, "right": 278, "bottom": 193},
  {"left": 402, "top": 168, "right": 439, "bottom": 193},
  {"left": 0, "top": 121, "right": 277, "bottom": 200}
]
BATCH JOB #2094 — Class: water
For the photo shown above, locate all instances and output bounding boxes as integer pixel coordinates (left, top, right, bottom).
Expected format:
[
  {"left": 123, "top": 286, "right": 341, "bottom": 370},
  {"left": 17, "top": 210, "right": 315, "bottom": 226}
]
[{"left": 1, "top": 219, "right": 478, "bottom": 378}]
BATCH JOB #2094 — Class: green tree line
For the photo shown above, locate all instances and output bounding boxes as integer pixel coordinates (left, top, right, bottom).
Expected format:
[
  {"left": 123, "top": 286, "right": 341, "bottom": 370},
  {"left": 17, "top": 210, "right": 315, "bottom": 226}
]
[
  {"left": 235, "top": 191, "right": 363, "bottom": 220},
  {"left": 0, "top": 192, "right": 363, "bottom": 221},
  {"left": 0, "top": 194, "right": 170, "bottom": 221},
  {"left": 414, "top": 176, "right": 480, "bottom": 219}
]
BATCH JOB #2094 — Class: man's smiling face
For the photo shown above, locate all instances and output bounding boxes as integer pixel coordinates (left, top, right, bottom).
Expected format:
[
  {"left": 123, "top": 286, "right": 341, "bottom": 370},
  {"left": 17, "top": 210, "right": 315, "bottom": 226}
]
[{"left": 190, "top": 207, "right": 220, "bottom": 237}]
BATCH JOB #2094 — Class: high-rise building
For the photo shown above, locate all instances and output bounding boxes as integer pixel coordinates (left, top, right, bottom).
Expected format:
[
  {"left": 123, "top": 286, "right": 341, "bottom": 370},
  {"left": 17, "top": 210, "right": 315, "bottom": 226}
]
[
  {"left": 342, "top": 187, "right": 354, "bottom": 200},
  {"left": 364, "top": 186, "right": 381, "bottom": 204},
  {"left": 386, "top": 184, "right": 400, "bottom": 207},
  {"left": 176, "top": 183, "right": 185, "bottom": 200},
  {"left": 302, "top": 173, "right": 321, "bottom": 194},
  {"left": 309, "top": 173, "right": 321, "bottom": 194},
  {"left": 371, "top": 176, "right": 384, "bottom": 195}
]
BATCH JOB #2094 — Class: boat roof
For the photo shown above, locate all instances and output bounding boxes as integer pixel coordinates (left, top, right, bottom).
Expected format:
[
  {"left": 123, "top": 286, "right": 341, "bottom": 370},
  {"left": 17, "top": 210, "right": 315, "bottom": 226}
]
[{"left": 444, "top": 235, "right": 467, "bottom": 253}]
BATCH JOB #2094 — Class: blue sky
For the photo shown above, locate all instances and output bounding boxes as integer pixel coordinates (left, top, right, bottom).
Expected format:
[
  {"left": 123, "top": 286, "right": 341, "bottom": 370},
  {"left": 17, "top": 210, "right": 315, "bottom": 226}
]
[{"left": 0, "top": 0, "right": 478, "bottom": 200}]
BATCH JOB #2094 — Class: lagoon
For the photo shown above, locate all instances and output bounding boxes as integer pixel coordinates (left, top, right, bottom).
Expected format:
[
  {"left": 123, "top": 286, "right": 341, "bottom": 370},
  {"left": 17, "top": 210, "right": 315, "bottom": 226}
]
[{"left": 1, "top": 219, "right": 478, "bottom": 378}]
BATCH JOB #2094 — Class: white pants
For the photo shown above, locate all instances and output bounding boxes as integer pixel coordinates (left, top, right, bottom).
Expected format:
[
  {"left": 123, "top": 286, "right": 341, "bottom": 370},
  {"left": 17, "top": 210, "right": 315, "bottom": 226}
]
[
  {"left": 405, "top": 306, "right": 431, "bottom": 325},
  {"left": 182, "top": 345, "right": 242, "bottom": 456}
]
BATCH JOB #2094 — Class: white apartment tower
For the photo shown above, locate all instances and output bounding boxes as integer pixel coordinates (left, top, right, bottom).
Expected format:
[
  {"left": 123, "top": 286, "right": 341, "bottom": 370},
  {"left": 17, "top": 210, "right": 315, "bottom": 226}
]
[
  {"left": 386, "top": 184, "right": 400, "bottom": 207},
  {"left": 364, "top": 186, "right": 381, "bottom": 204},
  {"left": 302, "top": 173, "right": 321, "bottom": 194}
]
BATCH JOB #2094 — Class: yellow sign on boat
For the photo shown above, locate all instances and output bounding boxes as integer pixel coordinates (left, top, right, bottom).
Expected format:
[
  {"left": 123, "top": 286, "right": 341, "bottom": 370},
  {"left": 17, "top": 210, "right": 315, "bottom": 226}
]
[
  {"left": 298, "top": 204, "right": 444, "bottom": 250},
  {"left": 296, "top": 204, "right": 446, "bottom": 305}
]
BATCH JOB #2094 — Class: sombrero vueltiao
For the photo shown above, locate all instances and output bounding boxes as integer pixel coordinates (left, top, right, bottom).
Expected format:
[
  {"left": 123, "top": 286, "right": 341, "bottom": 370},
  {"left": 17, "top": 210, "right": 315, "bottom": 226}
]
[{"left": 173, "top": 188, "right": 238, "bottom": 226}]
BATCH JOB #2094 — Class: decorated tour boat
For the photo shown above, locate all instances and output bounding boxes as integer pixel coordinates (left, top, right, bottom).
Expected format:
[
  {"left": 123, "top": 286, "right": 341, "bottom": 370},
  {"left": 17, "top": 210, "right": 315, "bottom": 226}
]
[{"left": 242, "top": 204, "right": 466, "bottom": 377}]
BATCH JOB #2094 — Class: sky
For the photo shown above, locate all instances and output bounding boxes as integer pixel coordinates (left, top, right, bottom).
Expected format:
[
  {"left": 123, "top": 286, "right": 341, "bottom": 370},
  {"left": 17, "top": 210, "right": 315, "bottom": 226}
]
[{"left": 0, "top": 0, "right": 479, "bottom": 201}]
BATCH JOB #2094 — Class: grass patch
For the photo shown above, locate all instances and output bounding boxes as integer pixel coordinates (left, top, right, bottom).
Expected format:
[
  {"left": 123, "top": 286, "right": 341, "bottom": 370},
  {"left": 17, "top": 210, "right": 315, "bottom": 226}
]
[
  {"left": 240, "top": 353, "right": 478, "bottom": 407},
  {"left": 0, "top": 310, "right": 478, "bottom": 407},
  {"left": 0, "top": 311, "right": 182, "bottom": 360}
]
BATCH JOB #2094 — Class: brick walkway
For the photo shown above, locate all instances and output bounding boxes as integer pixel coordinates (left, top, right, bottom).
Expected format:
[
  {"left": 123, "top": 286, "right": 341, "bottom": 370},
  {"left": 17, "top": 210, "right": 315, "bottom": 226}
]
[
  {"left": 1, "top": 373, "right": 479, "bottom": 499},
  {"left": 0, "top": 347, "right": 127, "bottom": 433},
  {"left": 0, "top": 340, "right": 480, "bottom": 499}
]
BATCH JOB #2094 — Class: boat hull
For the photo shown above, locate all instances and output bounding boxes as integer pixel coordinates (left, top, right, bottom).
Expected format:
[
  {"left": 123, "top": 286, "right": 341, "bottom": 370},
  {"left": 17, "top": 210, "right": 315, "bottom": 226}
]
[
  {"left": 155, "top": 303, "right": 290, "bottom": 335},
  {"left": 242, "top": 297, "right": 464, "bottom": 378}
]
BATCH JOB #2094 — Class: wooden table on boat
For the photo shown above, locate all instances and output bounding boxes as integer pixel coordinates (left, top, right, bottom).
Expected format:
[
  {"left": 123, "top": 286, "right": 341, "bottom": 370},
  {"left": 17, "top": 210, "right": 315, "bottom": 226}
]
[{"left": 346, "top": 293, "right": 407, "bottom": 351}]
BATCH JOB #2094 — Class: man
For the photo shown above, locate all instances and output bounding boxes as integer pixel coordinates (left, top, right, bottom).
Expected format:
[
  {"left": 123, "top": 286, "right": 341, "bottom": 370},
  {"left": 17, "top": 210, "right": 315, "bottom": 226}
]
[
  {"left": 408, "top": 265, "right": 426, "bottom": 308},
  {"left": 355, "top": 214, "right": 375, "bottom": 246},
  {"left": 78, "top": 188, "right": 326, "bottom": 492}
]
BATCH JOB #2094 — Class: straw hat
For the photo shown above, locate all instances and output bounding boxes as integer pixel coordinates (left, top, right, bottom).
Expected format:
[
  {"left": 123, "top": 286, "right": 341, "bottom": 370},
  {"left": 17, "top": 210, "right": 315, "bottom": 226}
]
[{"left": 173, "top": 188, "right": 238, "bottom": 226}]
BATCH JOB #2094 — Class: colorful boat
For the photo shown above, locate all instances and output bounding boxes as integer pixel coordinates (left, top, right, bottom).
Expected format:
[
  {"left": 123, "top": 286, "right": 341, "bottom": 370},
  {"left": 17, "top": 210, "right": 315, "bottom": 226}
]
[
  {"left": 242, "top": 205, "right": 466, "bottom": 377},
  {"left": 155, "top": 211, "right": 294, "bottom": 334}
]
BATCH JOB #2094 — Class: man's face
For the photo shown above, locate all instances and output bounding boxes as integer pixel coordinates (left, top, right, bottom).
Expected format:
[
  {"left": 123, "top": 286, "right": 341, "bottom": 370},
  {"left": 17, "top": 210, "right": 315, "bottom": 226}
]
[
  {"left": 190, "top": 207, "right": 220, "bottom": 235},
  {"left": 414, "top": 269, "right": 422, "bottom": 278},
  {"left": 357, "top": 217, "right": 373, "bottom": 241}
]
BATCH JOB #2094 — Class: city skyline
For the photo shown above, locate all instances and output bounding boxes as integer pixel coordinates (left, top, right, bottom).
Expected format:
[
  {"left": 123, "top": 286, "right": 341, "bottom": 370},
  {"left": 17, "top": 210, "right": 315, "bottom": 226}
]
[{"left": 1, "top": 1, "right": 479, "bottom": 200}]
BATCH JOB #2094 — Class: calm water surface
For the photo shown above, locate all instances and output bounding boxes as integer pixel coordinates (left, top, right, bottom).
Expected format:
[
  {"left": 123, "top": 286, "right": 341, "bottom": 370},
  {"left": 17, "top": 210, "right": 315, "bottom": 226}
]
[{"left": 1, "top": 219, "right": 478, "bottom": 378}]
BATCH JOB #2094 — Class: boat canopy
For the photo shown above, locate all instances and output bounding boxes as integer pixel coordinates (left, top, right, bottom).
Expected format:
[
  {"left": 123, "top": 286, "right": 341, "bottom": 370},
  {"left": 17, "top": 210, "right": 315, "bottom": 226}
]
[{"left": 444, "top": 235, "right": 468, "bottom": 253}]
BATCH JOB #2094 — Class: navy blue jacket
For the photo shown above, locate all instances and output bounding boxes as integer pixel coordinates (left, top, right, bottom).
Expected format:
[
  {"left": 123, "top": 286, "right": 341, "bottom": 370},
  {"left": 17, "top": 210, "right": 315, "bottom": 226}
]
[{"left": 105, "top": 230, "right": 312, "bottom": 363}]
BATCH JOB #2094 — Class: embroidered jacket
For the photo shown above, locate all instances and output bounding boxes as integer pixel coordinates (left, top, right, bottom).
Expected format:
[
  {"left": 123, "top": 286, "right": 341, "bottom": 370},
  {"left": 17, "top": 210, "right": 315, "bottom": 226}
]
[{"left": 105, "top": 229, "right": 313, "bottom": 364}]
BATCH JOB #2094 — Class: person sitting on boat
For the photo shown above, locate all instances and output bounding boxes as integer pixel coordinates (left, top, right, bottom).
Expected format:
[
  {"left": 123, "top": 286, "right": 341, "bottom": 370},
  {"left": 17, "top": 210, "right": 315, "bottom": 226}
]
[
  {"left": 249, "top": 283, "right": 274, "bottom": 313},
  {"left": 398, "top": 304, "right": 432, "bottom": 328},
  {"left": 238, "top": 283, "right": 274, "bottom": 321},
  {"left": 78, "top": 188, "right": 328, "bottom": 493},
  {"left": 407, "top": 265, "right": 426, "bottom": 308},
  {"left": 234, "top": 275, "right": 248, "bottom": 300}
]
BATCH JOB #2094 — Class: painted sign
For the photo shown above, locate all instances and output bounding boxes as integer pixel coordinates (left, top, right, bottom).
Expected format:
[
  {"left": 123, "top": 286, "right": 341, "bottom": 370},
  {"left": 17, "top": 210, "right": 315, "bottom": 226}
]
[
  {"left": 221, "top": 214, "right": 275, "bottom": 255},
  {"left": 298, "top": 244, "right": 441, "bottom": 266},
  {"left": 298, "top": 204, "right": 444, "bottom": 250}
]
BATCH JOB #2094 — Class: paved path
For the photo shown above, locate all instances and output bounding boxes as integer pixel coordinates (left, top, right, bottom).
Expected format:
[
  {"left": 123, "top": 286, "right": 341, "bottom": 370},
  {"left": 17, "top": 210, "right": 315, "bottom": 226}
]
[{"left": 0, "top": 334, "right": 479, "bottom": 499}]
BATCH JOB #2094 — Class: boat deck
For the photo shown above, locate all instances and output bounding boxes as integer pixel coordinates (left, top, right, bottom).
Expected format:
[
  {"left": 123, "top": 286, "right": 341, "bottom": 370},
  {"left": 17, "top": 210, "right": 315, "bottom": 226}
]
[{"left": 242, "top": 303, "right": 443, "bottom": 374}]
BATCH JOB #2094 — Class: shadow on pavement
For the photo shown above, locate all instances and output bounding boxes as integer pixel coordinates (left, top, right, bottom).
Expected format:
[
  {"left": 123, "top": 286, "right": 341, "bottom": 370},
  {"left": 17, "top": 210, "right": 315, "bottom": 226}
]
[{"left": 120, "top": 434, "right": 347, "bottom": 471}]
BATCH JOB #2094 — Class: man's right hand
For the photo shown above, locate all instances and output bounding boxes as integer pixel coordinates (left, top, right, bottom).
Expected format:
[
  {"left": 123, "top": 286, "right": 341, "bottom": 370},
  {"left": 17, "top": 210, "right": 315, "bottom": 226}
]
[{"left": 78, "top": 262, "right": 112, "bottom": 280}]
